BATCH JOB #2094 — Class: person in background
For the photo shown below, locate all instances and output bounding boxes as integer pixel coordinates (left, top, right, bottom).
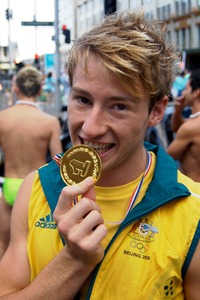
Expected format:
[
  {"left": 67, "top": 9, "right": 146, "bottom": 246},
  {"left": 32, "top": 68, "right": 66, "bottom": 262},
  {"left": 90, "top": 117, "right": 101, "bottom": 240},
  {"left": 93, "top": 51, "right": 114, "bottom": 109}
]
[
  {"left": 0, "top": 65, "right": 63, "bottom": 258},
  {"left": 171, "top": 70, "right": 189, "bottom": 98},
  {"left": 170, "top": 69, "right": 191, "bottom": 133},
  {"left": 60, "top": 63, "right": 71, "bottom": 133},
  {"left": 8, "top": 61, "right": 25, "bottom": 107},
  {"left": 43, "top": 71, "right": 55, "bottom": 105},
  {"left": 0, "top": 11, "right": 200, "bottom": 299},
  {"left": 167, "top": 70, "right": 200, "bottom": 182},
  {"left": 43, "top": 71, "right": 55, "bottom": 93}
]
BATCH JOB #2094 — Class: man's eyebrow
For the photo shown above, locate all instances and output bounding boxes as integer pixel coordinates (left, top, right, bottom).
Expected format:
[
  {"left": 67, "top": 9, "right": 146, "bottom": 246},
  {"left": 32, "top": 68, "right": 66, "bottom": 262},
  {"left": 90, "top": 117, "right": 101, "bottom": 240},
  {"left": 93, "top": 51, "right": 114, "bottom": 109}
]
[
  {"left": 72, "top": 86, "right": 138, "bottom": 102},
  {"left": 71, "top": 86, "right": 91, "bottom": 97}
]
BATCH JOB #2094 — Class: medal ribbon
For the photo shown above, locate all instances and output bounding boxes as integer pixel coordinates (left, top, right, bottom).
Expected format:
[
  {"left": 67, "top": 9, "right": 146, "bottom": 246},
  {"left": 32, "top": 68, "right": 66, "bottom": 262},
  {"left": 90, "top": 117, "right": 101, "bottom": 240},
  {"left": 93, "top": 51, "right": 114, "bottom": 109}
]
[
  {"left": 53, "top": 151, "right": 152, "bottom": 214},
  {"left": 53, "top": 153, "right": 62, "bottom": 166},
  {"left": 106, "top": 151, "right": 152, "bottom": 225}
]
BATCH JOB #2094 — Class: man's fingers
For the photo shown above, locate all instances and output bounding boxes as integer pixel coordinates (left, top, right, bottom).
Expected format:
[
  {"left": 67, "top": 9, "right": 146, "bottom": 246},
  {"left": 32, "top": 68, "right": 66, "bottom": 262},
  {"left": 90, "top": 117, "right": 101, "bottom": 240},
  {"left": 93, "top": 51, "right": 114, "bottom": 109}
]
[
  {"left": 57, "top": 197, "right": 101, "bottom": 233},
  {"left": 54, "top": 177, "right": 94, "bottom": 215}
]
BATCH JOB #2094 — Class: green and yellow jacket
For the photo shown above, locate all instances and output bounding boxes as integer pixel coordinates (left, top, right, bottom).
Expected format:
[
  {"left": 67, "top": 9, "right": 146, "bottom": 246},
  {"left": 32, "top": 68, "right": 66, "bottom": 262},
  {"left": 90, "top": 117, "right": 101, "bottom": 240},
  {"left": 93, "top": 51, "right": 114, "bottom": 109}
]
[{"left": 27, "top": 143, "right": 200, "bottom": 299}]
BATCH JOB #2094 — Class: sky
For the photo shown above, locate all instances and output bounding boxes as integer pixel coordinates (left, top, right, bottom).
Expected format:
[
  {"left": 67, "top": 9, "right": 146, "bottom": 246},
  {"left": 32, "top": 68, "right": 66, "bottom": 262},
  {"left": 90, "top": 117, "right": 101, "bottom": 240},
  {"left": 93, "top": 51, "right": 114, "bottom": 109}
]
[{"left": 0, "top": 0, "right": 55, "bottom": 61}]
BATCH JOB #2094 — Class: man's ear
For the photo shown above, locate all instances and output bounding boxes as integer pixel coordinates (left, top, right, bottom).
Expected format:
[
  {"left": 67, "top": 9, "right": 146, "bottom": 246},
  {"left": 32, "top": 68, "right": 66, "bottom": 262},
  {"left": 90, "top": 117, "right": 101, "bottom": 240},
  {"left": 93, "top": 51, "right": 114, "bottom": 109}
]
[
  {"left": 13, "top": 85, "right": 20, "bottom": 95},
  {"left": 148, "top": 96, "right": 168, "bottom": 127},
  {"left": 193, "top": 88, "right": 200, "bottom": 98},
  {"left": 38, "top": 87, "right": 42, "bottom": 96}
]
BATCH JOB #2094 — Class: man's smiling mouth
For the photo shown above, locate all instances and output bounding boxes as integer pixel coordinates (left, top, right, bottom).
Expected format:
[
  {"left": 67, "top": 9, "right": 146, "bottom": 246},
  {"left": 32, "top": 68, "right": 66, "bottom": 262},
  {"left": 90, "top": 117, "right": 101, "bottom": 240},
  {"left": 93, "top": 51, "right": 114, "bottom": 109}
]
[{"left": 82, "top": 140, "right": 114, "bottom": 155}]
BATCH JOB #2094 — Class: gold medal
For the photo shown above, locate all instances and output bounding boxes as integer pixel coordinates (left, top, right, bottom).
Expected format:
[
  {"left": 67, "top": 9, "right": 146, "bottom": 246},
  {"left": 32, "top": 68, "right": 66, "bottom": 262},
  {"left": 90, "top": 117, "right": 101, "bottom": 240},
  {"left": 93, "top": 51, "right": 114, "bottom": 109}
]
[{"left": 60, "top": 144, "right": 102, "bottom": 185}]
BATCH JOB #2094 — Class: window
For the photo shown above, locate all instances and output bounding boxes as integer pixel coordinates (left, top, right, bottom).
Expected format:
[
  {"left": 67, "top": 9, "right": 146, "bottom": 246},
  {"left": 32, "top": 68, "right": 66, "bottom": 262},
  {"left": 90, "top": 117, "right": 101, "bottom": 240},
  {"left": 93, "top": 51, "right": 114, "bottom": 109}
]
[
  {"left": 182, "top": 28, "right": 186, "bottom": 49},
  {"left": 157, "top": 7, "right": 161, "bottom": 20},
  {"left": 176, "top": 30, "right": 180, "bottom": 50},
  {"left": 181, "top": 0, "right": 186, "bottom": 15},
  {"left": 175, "top": 0, "right": 179, "bottom": 16},
  {"left": 167, "top": 4, "right": 171, "bottom": 19}
]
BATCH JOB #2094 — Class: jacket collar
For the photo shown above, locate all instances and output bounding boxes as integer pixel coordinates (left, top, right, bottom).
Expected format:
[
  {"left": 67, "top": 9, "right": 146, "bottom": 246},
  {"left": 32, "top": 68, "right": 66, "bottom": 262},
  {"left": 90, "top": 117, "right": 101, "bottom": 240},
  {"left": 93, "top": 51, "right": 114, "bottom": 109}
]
[{"left": 121, "top": 142, "right": 191, "bottom": 227}]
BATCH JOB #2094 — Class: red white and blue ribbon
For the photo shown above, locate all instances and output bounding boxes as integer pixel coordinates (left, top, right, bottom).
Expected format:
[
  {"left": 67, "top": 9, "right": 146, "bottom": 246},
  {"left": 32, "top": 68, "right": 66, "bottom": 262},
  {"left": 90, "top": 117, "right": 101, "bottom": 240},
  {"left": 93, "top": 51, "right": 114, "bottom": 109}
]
[
  {"left": 106, "top": 151, "right": 152, "bottom": 225},
  {"left": 53, "top": 151, "right": 152, "bottom": 215}
]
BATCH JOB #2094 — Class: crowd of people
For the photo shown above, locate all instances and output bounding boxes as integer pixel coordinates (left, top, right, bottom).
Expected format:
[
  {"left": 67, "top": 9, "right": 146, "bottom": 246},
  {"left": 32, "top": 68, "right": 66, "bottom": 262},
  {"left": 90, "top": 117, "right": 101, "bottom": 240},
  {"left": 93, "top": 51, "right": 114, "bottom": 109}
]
[{"left": 0, "top": 9, "right": 200, "bottom": 300}]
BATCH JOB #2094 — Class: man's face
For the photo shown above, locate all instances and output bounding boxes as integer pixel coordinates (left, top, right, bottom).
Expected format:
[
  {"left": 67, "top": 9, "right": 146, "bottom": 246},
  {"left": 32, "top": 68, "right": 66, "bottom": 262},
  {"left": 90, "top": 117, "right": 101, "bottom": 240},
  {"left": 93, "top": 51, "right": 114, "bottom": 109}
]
[{"left": 67, "top": 55, "right": 165, "bottom": 184}]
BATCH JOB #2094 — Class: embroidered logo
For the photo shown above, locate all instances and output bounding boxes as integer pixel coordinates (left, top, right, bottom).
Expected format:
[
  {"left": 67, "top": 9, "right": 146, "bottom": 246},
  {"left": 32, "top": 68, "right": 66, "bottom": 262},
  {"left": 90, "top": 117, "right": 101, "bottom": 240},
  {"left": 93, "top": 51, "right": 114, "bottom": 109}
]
[
  {"left": 123, "top": 218, "right": 159, "bottom": 259},
  {"left": 129, "top": 218, "right": 159, "bottom": 241},
  {"left": 35, "top": 212, "right": 57, "bottom": 229}
]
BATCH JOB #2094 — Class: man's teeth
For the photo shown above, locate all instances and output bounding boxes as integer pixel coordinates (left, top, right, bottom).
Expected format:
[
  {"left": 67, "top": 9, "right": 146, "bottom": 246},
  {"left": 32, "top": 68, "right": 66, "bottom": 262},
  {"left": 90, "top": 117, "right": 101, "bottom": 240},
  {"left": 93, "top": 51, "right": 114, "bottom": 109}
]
[{"left": 84, "top": 141, "right": 111, "bottom": 154}]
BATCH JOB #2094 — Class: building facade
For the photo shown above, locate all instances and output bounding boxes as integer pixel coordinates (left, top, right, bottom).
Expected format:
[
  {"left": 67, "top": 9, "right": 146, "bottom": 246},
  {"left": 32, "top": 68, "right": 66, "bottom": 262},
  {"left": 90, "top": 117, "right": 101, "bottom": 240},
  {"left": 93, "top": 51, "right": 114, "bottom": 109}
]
[{"left": 58, "top": 0, "right": 200, "bottom": 70}]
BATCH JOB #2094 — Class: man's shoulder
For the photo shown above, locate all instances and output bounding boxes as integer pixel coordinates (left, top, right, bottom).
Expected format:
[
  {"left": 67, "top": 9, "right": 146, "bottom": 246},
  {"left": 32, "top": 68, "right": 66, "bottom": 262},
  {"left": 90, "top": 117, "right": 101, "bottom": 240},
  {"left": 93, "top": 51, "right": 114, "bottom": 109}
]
[
  {"left": 39, "top": 110, "right": 58, "bottom": 121},
  {"left": 177, "top": 117, "right": 199, "bottom": 134},
  {"left": 0, "top": 106, "right": 16, "bottom": 121},
  {"left": 0, "top": 105, "right": 14, "bottom": 114}
]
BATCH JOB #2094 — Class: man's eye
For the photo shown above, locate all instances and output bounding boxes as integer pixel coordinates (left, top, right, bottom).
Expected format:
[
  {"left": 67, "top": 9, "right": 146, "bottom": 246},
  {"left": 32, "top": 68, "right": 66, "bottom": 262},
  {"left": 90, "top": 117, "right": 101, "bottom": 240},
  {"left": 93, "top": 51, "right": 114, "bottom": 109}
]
[
  {"left": 115, "top": 104, "right": 127, "bottom": 111},
  {"left": 78, "top": 97, "right": 91, "bottom": 105}
]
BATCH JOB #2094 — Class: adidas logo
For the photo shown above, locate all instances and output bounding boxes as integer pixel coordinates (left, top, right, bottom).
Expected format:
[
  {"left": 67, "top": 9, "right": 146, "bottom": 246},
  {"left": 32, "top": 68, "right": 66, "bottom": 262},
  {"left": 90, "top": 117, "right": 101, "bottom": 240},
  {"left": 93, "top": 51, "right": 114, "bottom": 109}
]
[{"left": 35, "top": 213, "right": 57, "bottom": 229}]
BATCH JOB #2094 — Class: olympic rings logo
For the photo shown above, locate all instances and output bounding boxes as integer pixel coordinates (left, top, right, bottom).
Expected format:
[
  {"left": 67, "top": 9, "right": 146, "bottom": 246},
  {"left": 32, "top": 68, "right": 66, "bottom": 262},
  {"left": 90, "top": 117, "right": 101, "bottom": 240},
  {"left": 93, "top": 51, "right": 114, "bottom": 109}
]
[{"left": 130, "top": 241, "right": 149, "bottom": 253}]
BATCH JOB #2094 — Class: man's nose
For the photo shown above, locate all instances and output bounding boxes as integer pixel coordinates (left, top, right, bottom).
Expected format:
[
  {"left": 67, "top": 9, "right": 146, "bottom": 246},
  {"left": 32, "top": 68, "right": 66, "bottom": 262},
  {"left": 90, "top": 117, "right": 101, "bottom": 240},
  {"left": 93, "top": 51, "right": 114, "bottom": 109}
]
[{"left": 82, "top": 108, "right": 107, "bottom": 138}]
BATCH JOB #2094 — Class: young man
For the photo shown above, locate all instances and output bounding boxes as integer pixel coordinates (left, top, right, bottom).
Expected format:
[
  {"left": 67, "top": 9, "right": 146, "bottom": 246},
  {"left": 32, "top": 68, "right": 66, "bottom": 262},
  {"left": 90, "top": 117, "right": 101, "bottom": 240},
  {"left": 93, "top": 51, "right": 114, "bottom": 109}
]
[
  {"left": 167, "top": 70, "right": 200, "bottom": 182},
  {"left": 0, "top": 66, "right": 62, "bottom": 258},
  {"left": 0, "top": 11, "right": 200, "bottom": 299}
]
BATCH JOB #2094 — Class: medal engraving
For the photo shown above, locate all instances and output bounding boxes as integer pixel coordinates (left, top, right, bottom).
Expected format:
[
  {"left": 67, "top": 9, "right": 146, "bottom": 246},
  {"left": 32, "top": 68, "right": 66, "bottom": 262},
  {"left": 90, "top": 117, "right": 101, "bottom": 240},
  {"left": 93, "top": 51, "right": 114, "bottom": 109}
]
[{"left": 60, "top": 145, "right": 102, "bottom": 185}]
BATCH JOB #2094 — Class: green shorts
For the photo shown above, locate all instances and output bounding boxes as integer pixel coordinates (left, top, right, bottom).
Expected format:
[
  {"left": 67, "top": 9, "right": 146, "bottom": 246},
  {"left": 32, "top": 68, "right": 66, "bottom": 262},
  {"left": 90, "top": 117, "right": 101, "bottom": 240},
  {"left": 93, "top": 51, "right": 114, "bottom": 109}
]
[{"left": 3, "top": 177, "right": 23, "bottom": 206}]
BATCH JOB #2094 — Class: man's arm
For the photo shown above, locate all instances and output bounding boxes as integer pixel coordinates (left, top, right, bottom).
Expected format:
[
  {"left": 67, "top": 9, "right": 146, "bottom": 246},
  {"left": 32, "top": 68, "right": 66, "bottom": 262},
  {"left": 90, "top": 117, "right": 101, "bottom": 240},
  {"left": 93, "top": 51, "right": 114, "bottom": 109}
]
[
  {"left": 0, "top": 175, "right": 107, "bottom": 299},
  {"left": 170, "top": 96, "right": 186, "bottom": 133},
  {"left": 184, "top": 240, "right": 200, "bottom": 299},
  {"left": 167, "top": 122, "right": 192, "bottom": 161},
  {"left": 0, "top": 197, "right": 11, "bottom": 259},
  {"left": 0, "top": 172, "right": 35, "bottom": 297},
  {"left": 49, "top": 117, "right": 63, "bottom": 157}
]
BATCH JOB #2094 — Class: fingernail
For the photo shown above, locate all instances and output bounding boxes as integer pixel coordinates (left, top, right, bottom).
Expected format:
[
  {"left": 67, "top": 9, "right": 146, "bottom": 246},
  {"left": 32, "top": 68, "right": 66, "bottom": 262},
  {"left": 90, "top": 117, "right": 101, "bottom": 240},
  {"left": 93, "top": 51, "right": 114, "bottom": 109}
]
[{"left": 85, "top": 176, "right": 94, "bottom": 184}]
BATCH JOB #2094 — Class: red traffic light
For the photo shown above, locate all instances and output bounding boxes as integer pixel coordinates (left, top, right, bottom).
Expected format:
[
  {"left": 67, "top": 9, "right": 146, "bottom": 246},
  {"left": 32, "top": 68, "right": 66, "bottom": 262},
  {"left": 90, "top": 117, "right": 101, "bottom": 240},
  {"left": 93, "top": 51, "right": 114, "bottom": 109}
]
[
  {"left": 62, "top": 26, "right": 71, "bottom": 44},
  {"left": 35, "top": 53, "right": 39, "bottom": 60}
]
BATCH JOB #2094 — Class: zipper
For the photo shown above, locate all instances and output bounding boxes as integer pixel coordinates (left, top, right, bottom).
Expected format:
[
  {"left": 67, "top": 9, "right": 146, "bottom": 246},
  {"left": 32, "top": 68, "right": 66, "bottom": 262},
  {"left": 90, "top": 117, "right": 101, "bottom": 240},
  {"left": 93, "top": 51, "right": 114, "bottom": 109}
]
[{"left": 86, "top": 190, "right": 190, "bottom": 299}]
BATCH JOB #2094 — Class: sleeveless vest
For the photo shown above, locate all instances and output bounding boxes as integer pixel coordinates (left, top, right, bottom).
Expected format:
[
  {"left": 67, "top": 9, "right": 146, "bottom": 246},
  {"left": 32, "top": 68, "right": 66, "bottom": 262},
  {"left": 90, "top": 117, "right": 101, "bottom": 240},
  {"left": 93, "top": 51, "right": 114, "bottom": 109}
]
[{"left": 27, "top": 143, "right": 200, "bottom": 299}]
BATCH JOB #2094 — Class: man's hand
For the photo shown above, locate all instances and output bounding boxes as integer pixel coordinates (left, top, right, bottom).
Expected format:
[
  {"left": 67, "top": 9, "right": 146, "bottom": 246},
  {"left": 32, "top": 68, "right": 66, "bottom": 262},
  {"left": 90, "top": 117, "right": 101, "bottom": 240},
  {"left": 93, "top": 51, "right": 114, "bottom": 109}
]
[
  {"left": 53, "top": 177, "right": 108, "bottom": 267},
  {"left": 173, "top": 95, "right": 186, "bottom": 113},
  {"left": 171, "top": 95, "right": 186, "bottom": 133}
]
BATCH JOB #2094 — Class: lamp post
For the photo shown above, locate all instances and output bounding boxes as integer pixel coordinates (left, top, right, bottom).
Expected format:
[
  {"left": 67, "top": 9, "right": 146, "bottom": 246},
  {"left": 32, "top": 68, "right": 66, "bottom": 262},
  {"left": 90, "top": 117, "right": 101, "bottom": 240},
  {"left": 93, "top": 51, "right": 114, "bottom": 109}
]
[
  {"left": 6, "top": 0, "right": 13, "bottom": 73},
  {"left": 54, "top": 0, "right": 61, "bottom": 114}
]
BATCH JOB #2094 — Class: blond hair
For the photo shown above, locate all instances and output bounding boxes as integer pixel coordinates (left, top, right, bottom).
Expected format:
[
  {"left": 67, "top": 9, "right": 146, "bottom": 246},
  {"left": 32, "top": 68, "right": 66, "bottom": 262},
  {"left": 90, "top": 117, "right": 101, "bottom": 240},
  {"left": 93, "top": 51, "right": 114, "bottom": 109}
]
[
  {"left": 68, "top": 10, "right": 180, "bottom": 109},
  {"left": 16, "top": 66, "right": 42, "bottom": 97}
]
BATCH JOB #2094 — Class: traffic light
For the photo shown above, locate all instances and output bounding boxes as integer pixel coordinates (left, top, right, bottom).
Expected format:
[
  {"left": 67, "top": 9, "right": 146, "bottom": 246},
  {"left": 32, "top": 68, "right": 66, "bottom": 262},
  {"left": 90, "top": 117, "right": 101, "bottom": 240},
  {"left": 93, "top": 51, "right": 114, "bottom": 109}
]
[
  {"left": 5, "top": 9, "right": 9, "bottom": 20},
  {"left": 34, "top": 54, "right": 39, "bottom": 64},
  {"left": 104, "top": 0, "right": 116, "bottom": 15},
  {"left": 5, "top": 8, "right": 12, "bottom": 20},
  {"left": 3, "top": 46, "right": 7, "bottom": 57},
  {"left": 34, "top": 54, "right": 40, "bottom": 70},
  {"left": 62, "top": 25, "right": 71, "bottom": 44}
]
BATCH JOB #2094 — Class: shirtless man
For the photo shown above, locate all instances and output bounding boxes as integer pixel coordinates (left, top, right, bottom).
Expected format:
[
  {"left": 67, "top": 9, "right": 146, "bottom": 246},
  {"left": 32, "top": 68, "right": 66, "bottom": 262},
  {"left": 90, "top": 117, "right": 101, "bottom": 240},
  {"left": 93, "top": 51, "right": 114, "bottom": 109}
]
[
  {"left": 167, "top": 70, "right": 200, "bottom": 181},
  {"left": 0, "top": 66, "right": 63, "bottom": 258}
]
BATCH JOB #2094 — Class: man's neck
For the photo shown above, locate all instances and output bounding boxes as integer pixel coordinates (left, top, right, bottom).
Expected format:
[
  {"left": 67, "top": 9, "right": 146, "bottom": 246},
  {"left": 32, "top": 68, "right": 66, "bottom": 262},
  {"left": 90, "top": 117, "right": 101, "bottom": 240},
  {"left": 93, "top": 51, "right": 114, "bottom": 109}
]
[
  {"left": 17, "top": 94, "right": 37, "bottom": 102},
  {"left": 192, "top": 101, "right": 200, "bottom": 115},
  {"left": 15, "top": 100, "right": 39, "bottom": 108}
]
